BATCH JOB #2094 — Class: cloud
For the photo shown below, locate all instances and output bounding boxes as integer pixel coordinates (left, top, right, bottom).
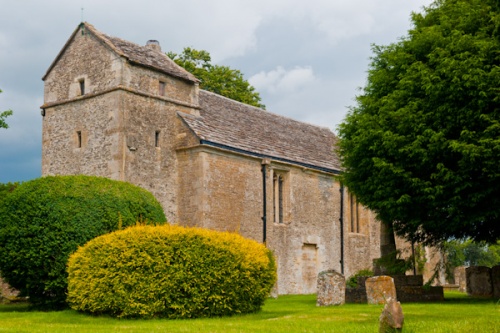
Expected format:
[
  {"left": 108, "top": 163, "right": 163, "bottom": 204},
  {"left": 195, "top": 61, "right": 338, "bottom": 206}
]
[{"left": 249, "top": 66, "right": 316, "bottom": 95}]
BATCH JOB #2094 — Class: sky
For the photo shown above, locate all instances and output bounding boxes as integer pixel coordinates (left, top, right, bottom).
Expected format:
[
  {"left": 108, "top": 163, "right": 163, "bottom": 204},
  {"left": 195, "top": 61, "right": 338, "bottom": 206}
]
[{"left": 0, "top": 0, "right": 434, "bottom": 183}]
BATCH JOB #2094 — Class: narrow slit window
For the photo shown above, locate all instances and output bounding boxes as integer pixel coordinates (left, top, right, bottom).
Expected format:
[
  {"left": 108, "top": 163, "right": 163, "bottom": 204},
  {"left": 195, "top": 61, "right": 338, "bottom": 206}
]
[
  {"left": 77, "top": 131, "right": 82, "bottom": 148},
  {"left": 155, "top": 130, "right": 160, "bottom": 147},
  {"left": 79, "top": 79, "right": 85, "bottom": 95},
  {"left": 273, "top": 173, "right": 285, "bottom": 224},
  {"left": 159, "top": 81, "right": 166, "bottom": 96},
  {"left": 278, "top": 175, "right": 284, "bottom": 224},
  {"left": 349, "top": 193, "right": 359, "bottom": 233},
  {"left": 356, "top": 201, "right": 360, "bottom": 233}
]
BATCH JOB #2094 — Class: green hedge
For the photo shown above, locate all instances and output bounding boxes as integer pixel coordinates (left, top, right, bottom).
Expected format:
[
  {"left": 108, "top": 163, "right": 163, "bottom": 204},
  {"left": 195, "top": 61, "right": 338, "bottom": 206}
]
[
  {"left": 0, "top": 175, "right": 166, "bottom": 309},
  {"left": 0, "top": 182, "right": 18, "bottom": 206},
  {"left": 67, "top": 224, "right": 276, "bottom": 318}
]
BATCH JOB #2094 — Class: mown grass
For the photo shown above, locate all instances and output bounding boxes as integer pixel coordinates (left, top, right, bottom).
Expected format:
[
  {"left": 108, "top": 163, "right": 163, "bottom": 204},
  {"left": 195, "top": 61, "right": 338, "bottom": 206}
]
[{"left": 0, "top": 291, "right": 498, "bottom": 333}]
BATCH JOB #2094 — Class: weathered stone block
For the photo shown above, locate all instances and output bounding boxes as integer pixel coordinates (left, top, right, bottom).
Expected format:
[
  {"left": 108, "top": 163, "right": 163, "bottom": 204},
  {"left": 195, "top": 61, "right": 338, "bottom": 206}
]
[
  {"left": 492, "top": 265, "right": 500, "bottom": 299},
  {"left": 316, "top": 270, "right": 345, "bottom": 306},
  {"left": 397, "top": 286, "right": 444, "bottom": 302},
  {"left": 366, "top": 276, "right": 397, "bottom": 304},
  {"left": 379, "top": 298, "right": 404, "bottom": 333},
  {"left": 466, "top": 266, "right": 492, "bottom": 297},
  {"left": 454, "top": 266, "right": 467, "bottom": 292},
  {"left": 392, "top": 274, "right": 423, "bottom": 287}
]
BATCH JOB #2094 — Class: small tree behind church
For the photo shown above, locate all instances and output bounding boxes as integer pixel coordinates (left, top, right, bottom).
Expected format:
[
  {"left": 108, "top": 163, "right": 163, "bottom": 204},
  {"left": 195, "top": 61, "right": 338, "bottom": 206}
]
[
  {"left": 0, "top": 88, "right": 13, "bottom": 129},
  {"left": 168, "top": 48, "right": 265, "bottom": 109}
]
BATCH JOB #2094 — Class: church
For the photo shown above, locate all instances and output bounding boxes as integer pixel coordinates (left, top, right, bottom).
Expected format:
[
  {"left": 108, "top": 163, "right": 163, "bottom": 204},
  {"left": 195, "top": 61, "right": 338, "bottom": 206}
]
[{"left": 41, "top": 22, "right": 389, "bottom": 294}]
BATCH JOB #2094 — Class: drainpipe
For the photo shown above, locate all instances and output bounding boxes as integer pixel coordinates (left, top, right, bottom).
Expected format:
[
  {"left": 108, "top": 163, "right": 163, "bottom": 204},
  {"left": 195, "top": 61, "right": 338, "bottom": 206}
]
[
  {"left": 339, "top": 183, "right": 345, "bottom": 275},
  {"left": 261, "top": 160, "right": 268, "bottom": 244}
]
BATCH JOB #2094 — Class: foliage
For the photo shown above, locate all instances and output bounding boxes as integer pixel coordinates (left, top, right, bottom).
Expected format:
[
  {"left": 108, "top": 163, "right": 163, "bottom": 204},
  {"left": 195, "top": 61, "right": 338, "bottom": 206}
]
[
  {"left": 412, "top": 243, "right": 427, "bottom": 274},
  {"left": 375, "top": 250, "right": 414, "bottom": 275},
  {"left": 0, "top": 182, "right": 19, "bottom": 206},
  {"left": 346, "top": 269, "right": 373, "bottom": 289},
  {"left": 67, "top": 224, "right": 276, "bottom": 319},
  {"left": 443, "top": 239, "right": 500, "bottom": 281},
  {"left": 0, "top": 89, "right": 13, "bottom": 129},
  {"left": 338, "top": 0, "right": 500, "bottom": 245},
  {"left": 168, "top": 48, "right": 265, "bottom": 108},
  {"left": 0, "top": 176, "right": 166, "bottom": 309}
]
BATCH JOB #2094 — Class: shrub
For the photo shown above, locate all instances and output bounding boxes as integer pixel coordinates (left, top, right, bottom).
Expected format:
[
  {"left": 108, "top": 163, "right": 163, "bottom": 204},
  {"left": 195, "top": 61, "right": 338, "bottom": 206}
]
[
  {"left": 0, "top": 175, "right": 166, "bottom": 309},
  {"left": 67, "top": 224, "right": 276, "bottom": 318},
  {"left": 0, "top": 182, "right": 18, "bottom": 205},
  {"left": 346, "top": 269, "right": 374, "bottom": 289}
]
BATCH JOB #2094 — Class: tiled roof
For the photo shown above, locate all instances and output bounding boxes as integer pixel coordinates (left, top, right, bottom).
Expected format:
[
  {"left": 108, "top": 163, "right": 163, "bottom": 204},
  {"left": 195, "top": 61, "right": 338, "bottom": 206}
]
[
  {"left": 179, "top": 90, "right": 341, "bottom": 173},
  {"left": 101, "top": 34, "right": 199, "bottom": 83},
  {"left": 43, "top": 23, "right": 198, "bottom": 83}
]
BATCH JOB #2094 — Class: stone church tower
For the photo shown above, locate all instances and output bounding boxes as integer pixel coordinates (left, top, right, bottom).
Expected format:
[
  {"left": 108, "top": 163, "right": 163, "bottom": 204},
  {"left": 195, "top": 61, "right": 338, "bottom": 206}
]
[{"left": 41, "top": 22, "right": 386, "bottom": 294}]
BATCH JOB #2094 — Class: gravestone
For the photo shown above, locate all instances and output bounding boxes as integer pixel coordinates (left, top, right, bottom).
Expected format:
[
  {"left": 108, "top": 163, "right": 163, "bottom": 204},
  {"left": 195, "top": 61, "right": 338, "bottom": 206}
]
[
  {"left": 366, "top": 276, "right": 397, "bottom": 305},
  {"left": 316, "top": 270, "right": 345, "bottom": 306},
  {"left": 466, "top": 266, "right": 492, "bottom": 297},
  {"left": 454, "top": 266, "right": 467, "bottom": 293},
  {"left": 379, "top": 297, "right": 404, "bottom": 333},
  {"left": 492, "top": 265, "right": 500, "bottom": 299}
]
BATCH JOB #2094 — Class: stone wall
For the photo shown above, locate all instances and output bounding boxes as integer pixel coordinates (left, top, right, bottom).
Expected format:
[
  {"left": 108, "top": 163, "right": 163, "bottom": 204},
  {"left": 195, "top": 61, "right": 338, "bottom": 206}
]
[
  {"left": 177, "top": 147, "right": 352, "bottom": 295},
  {"left": 44, "top": 30, "right": 123, "bottom": 104}
]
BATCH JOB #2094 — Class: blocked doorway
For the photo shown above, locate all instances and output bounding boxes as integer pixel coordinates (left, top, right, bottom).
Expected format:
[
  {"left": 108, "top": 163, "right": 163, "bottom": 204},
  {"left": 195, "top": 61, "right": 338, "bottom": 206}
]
[{"left": 301, "top": 243, "right": 318, "bottom": 294}]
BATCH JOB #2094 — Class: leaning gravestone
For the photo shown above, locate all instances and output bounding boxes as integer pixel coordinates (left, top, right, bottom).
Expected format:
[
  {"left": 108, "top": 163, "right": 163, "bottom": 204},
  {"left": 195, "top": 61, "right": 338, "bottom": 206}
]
[
  {"left": 366, "top": 276, "right": 397, "bottom": 305},
  {"left": 466, "top": 266, "right": 492, "bottom": 297},
  {"left": 379, "top": 297, "right": 404, "bottom": 333},
  {"left": 492, "top": 265, "right": 500, "bottom": 299},
  {"left": 316, "top": 270, "right": 345, "bottom": 306},
  {"left": 454, "top": 266, "right": 467, "bottom": 293}
]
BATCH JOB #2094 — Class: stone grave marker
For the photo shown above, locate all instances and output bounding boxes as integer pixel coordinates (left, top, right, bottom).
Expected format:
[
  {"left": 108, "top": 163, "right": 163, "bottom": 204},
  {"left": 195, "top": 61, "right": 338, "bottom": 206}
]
[
  {"left": 492, "top": 265, "right": 500, "bottom": 299},
  {"left": 365, "top": 275, "right": 397, "bottom": 305},
  {"left": 379, "top": 297, "right": 404, "bottom": 333},
  {"left": 316, "top": 270, "right": 345, "bottom": 306},
  {"left": 466, "top": 266, "right": 492, "bottom": 297}
]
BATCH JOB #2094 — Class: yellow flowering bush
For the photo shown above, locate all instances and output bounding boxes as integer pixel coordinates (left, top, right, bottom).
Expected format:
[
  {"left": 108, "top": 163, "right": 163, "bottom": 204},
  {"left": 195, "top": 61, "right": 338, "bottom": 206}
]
[{"left": 67, "top": 224, "right": 276, "bottom": 318}]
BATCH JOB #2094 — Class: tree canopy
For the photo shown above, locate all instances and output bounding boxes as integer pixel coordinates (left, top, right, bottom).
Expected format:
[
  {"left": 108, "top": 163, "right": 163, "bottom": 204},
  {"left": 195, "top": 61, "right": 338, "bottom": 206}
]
[
  {"left": 338, "top": 0, "right": 500, "bottom": 245},
  {"left": 0, "top": 89, "right": 13, "bottom": 129},
  {"left": 168, "top": 48, "right": 265, "bottom": 109}
]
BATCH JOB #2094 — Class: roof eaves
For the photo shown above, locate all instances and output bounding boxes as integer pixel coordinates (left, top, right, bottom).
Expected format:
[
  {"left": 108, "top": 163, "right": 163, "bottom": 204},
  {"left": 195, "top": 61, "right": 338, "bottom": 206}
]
[{"left": 200, "top": 139, "right": 341, "bottom": 175}]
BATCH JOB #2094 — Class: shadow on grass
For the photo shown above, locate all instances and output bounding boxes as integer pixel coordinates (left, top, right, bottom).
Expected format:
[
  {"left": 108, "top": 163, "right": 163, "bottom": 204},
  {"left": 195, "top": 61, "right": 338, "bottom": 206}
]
[
  {"left": 0, "top": 302, "right": 32, "bottom": 313},
  {"left": 443, "top": 292, "right": 499, "bottom": 305}
]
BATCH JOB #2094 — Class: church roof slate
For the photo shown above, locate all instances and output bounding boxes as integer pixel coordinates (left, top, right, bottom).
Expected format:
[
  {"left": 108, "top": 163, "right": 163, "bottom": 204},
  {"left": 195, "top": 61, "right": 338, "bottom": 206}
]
[{"left": 179, "top": 90, "right": 342, "bottom": 173}]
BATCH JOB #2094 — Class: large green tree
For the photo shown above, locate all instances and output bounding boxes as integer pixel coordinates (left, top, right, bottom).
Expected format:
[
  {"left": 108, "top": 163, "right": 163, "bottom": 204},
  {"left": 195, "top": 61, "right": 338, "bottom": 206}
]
[
  {"left": 0, "top": 89, "right": 13, "bottom": 129},
  {"left": 168, "top": 48, "right": 265, "bottom": 109},
  {"left": 338, "top": 0, "right": 500, "bottom": 245}
]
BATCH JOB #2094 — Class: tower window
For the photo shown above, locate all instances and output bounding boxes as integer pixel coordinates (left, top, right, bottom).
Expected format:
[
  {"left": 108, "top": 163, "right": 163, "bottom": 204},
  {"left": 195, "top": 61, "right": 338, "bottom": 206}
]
[
  {"left": 76, "top": 131, "right": 82, "bottom": 148},
  {"left": 79, "top": 79, "right": 85, "bottom": 95},
  {"left": 159, "top": 81, "right": 166, "bottom": 96},
  {"left": 155, "top": 130, "right": 160, "bottom": 147}
]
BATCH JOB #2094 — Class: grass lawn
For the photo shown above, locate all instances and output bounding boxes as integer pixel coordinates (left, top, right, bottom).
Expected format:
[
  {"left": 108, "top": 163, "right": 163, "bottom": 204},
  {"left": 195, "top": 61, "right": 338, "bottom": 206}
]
[{"left": 0, "top": 291, "right": 498, "bottom": 333}]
